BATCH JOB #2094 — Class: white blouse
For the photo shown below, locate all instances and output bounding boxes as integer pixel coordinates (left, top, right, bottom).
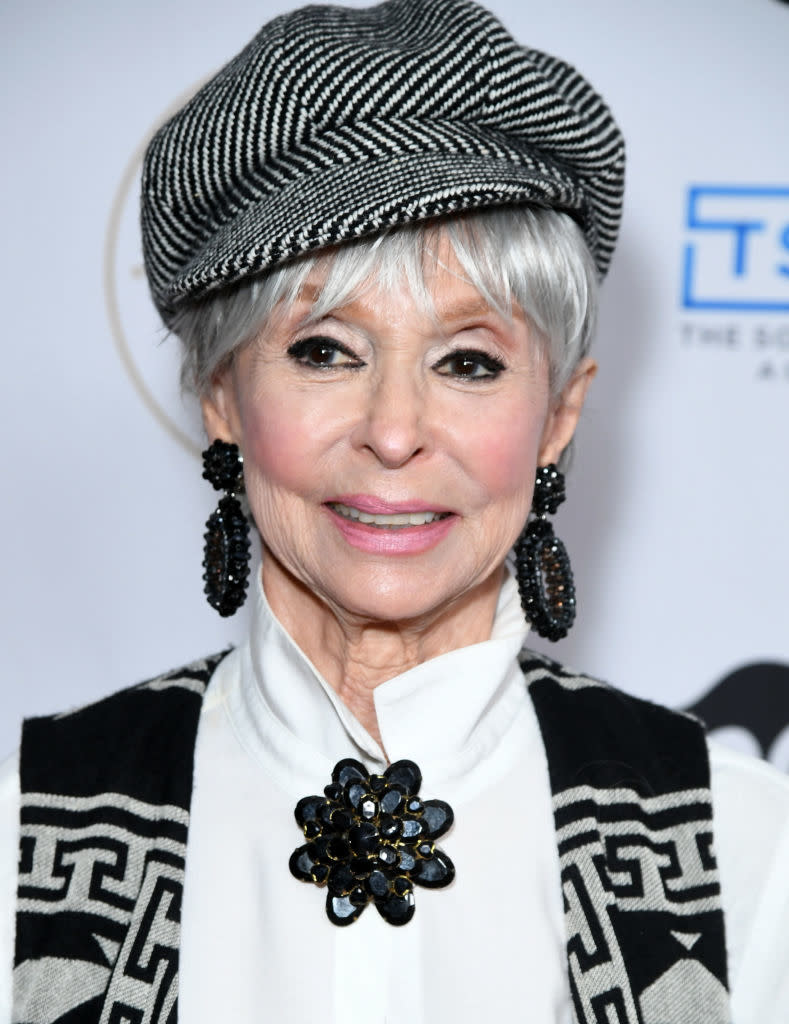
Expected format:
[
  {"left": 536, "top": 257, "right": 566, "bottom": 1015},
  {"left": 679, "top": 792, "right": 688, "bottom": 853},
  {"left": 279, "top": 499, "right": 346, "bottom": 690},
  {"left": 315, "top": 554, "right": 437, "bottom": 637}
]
[{"left": 2, "top": 574, "right": 789, "bottom": 1022}]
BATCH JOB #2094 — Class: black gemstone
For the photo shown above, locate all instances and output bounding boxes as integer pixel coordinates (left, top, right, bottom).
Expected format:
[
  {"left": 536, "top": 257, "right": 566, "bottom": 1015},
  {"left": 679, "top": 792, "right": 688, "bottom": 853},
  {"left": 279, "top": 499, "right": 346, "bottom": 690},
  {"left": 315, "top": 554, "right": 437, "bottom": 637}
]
[
  {"left": 401, "top": 818, "right": 422, "bottom": 839},
  {"left": 311, "top": 863, "right": 329, "bottom": 885},
  {"left": 414, "top": 850, "right": 455, "bottom": 888},
  {"left": 348, "top": 822, "right": 379, "bottom": 855},
  {"left": 327, "top": 864, "right": 354, "bottom": 896},
  {"left": 307, "top": 836, "right": 329, "bottom": 863},
  {"left": 360, "top": 795, "right": 379, "bottom": 820},
  {"left": 347, "top": 782, "right": 366, "bottom": 809},
  {"left": 334, "top": 759, "right": 368, "bottom": 788},
  {"left": 349, "top": 885, "right": 368, "bottom": 908},
  {"left": 327, "top": 837, "right": 351, "bottom": 862},
  {"left": 367, "top": 869, "right": 389, "bottom": 899},
  {"left": 377, "top": 893, "right": 415, "bottom": 926},
  {"left": 289, "top": 846, "right": 315, "bottom": 881},
  {"left": 380, "top": 788, "right": 403, "bottom": 814},
  {"left": 398, "top": 850, "right": 416, "bottom": 872},
  {"left": 295, "top": 794, "right": 324, "bottom": 824},
  {"left": 386, "top": 760, "right": 422, "bottom": 795},
  {"left": 330, "top": 808, "right": 352, "bottom": 831},
  {"left": 391, "top": 875, "right": 412, "bottom": 898},
  {"left": 378, "top": 844, "right": 398, "bottom": 866},
  {"left": 379, "top": 814, "right": 402, "bottom": 840},
  {"left": 327, "top": 894, "right": 363, "bottom": 926},
  {"left": 350, "top": 857, "right": 373, "bottom": 879},
  {"left": 290, "top": 758, "right": 455, "bottom": 927},
  {"left": 422, "top": 800, "right": 453, "bottom": 838}
]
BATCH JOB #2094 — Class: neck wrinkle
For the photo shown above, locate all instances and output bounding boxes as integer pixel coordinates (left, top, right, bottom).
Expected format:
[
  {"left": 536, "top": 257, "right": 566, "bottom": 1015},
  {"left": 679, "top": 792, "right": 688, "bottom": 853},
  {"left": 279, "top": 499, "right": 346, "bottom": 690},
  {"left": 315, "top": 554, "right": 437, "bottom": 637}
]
[
  {"left": 262, "top": 560, "right": 505, "bottom": 736},
  {"left": 239, "top": 567, "right": 530, "bottom": 791}
]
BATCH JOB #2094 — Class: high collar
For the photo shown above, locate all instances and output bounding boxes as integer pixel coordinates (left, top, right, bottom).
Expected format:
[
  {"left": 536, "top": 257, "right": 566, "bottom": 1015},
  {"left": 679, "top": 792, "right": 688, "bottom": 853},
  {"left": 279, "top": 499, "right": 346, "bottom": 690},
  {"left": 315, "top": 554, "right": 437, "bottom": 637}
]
[{"left": 226, "top": 570, "right": 531, "bottom": 797}]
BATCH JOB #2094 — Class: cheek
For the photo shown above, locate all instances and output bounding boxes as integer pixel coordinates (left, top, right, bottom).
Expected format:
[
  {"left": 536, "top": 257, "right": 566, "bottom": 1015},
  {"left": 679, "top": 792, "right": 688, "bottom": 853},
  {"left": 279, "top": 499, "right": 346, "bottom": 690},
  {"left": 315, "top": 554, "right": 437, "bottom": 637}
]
[
  {"left": 460, "top": 402, "right": 546, "bottom": 500},
  {"left": 244, "top": 414, "right": 306, "bottom": 499},
  {"left": 239, "top": 390, "right": 339, "bottom": 500}
]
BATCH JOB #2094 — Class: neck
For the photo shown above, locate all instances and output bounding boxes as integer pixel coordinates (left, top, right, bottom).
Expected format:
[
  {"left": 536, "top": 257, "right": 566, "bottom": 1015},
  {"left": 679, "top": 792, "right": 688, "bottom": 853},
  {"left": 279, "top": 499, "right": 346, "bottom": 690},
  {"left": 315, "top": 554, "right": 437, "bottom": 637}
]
[{"left": 261, "top": 560, "right": 504, "bottom": 747}]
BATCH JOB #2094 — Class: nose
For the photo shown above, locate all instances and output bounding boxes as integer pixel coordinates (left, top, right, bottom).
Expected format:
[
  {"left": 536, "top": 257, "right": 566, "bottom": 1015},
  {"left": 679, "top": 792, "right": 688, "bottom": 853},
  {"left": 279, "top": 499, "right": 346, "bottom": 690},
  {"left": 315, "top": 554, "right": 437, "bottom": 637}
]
[{"left": 351, "top": 364, "right": 428, "bottom": 469}]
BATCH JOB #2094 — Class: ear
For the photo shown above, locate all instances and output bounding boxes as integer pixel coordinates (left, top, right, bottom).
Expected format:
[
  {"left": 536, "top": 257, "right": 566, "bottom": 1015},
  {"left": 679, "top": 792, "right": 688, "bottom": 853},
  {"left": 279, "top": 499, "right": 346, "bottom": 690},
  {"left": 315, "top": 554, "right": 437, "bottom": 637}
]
[
  {"left": 200, "top": 364, "right": 242, "bottom": 446},
  {"left": 538, "top": 357, "right": 597, "bottom": 466}
]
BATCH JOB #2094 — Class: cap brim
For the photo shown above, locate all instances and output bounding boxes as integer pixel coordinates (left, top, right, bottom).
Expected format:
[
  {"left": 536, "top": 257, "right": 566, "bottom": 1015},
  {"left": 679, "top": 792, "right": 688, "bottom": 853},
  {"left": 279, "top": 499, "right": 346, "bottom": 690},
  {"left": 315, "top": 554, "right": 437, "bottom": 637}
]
[{"left": 160, "top": 147, "right": 590, "bottom": 319}]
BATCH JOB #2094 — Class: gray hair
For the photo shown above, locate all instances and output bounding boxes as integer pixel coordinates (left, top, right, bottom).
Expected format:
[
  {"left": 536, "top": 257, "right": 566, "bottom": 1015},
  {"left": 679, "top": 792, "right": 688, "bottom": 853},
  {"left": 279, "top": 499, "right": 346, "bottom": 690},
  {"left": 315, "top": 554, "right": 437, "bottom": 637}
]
[{"left": 171, "top": 206, "right": 598, "bottom": 400}]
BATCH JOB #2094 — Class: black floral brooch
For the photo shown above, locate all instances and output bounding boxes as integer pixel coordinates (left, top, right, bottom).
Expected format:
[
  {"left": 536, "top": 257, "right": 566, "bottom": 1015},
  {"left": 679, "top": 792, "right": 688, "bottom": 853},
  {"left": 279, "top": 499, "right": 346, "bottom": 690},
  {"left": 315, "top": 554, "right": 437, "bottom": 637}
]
[{"left": 289, "top": 758, "right": 455, "bottom": 926}]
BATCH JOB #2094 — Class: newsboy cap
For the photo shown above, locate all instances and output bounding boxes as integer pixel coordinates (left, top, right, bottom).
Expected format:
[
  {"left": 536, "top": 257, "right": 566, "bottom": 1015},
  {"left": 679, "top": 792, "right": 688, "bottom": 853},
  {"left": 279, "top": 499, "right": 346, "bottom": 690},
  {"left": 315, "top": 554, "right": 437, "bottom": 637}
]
[{"left": 141, "top": 0, "right": 625, "bottom": 327}]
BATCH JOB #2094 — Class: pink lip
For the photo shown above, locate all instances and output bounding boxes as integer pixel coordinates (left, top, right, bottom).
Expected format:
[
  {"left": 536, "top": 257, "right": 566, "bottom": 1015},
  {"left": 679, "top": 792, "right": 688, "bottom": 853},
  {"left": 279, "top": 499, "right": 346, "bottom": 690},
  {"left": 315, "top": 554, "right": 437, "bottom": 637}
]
[
  {"left": 327, "top": 494, "right": 453, "bottom": 515},
  {"left": 324, "top": 499, "right": 457, "bottom": 555}
]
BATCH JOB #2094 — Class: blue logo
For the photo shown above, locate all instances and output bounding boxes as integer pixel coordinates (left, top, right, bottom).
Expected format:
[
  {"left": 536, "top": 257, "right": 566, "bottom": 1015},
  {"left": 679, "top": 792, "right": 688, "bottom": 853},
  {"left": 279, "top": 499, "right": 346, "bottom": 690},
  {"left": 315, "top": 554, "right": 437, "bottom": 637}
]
[{"left": 681, "top": 185, "right": 789, "bottom": 311}]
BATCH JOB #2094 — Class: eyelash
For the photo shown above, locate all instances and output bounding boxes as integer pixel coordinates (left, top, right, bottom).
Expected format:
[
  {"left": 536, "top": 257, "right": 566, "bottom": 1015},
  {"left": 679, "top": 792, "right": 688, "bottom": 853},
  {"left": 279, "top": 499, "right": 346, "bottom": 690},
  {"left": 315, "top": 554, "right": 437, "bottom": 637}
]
[
  {"left": 286, "top": 336, "right": 365, "bottom": 369},
  {"left": 286, "top": 338, "right": 506, "bottom": 380},
  {"left": 433, "top": 349, "right": 506, "bottom": 380}
]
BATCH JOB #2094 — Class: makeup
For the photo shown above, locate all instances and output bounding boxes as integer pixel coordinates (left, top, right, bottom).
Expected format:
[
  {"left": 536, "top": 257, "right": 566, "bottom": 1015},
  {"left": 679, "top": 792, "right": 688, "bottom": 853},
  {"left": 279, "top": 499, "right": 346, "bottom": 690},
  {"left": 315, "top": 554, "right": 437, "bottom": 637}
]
[{"left": 325, "top": 496, "right": 456, "bottom": 554}]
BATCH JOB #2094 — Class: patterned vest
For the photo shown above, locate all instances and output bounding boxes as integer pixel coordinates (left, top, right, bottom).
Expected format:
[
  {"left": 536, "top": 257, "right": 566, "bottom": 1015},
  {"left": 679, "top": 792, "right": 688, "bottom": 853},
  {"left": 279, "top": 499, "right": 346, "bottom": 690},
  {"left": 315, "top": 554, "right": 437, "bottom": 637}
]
[{"left": 13, "top": 651, "right": 731, "bottom": 1023}]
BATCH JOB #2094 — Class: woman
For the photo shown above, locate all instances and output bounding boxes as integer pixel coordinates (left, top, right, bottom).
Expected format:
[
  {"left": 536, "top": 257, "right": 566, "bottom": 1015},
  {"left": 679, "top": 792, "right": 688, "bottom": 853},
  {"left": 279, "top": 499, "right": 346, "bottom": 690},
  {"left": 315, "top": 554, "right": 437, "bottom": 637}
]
[{"left": 2, "top": 0, "right": 788, "bottom": 1021}]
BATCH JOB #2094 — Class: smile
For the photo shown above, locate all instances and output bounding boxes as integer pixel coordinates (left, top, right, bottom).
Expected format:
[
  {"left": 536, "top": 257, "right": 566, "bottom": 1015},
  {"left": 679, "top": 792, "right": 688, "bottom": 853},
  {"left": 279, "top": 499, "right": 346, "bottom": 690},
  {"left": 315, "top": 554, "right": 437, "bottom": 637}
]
[{"left": 328, "top": 502, "right": 452, "bottom": 528}]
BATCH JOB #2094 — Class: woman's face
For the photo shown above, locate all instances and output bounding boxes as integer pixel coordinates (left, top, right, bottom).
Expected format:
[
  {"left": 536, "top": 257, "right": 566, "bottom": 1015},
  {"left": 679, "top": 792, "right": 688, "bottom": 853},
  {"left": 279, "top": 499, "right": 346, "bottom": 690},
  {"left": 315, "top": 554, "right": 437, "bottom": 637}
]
[{"left": 203, "top": 240, "right": 592, "bottom": 630}]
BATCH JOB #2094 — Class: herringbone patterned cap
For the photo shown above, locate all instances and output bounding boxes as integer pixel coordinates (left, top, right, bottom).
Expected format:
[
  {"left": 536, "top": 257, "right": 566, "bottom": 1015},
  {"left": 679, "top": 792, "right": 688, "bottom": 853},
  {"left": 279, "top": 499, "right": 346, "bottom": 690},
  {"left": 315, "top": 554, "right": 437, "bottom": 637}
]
[{"left": 141, "top": 0, "right": 625, "bottom": 327}]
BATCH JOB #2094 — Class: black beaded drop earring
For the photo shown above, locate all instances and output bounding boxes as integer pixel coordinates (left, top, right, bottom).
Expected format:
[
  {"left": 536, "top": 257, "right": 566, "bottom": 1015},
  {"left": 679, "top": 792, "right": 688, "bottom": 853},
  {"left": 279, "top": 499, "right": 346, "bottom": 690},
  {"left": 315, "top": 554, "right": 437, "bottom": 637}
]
[
  {"left": 201, "top": 440, "right": 251, "bottom": 617},
  {"left": 514, "top": 463, "right": 576, "bottom": 641}
]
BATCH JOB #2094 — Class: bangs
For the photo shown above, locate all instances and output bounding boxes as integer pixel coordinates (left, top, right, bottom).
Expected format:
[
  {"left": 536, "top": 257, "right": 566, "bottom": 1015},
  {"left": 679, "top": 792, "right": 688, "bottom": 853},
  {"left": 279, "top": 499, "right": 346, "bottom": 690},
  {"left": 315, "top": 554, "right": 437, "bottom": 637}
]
[{"left": 173, "top": 207, "right": 597, "bottom": 398}]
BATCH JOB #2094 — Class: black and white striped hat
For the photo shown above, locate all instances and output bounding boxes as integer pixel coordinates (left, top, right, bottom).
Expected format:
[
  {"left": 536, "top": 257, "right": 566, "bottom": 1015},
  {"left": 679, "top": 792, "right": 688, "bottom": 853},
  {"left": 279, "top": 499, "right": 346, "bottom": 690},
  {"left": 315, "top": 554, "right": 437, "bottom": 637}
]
[{"left": 141, "top": 0, "right": 625, "bottom": 327}]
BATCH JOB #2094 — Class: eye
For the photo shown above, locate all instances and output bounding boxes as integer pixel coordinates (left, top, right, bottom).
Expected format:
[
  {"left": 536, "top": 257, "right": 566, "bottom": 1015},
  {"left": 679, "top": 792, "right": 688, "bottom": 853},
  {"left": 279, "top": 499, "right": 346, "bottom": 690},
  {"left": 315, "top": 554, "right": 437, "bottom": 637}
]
[
  {"left": 433, "top": 349, "right": 506, "bottom": 380},
  {"left": 287, "top": 336, "right": 365, "bottom": 369}
]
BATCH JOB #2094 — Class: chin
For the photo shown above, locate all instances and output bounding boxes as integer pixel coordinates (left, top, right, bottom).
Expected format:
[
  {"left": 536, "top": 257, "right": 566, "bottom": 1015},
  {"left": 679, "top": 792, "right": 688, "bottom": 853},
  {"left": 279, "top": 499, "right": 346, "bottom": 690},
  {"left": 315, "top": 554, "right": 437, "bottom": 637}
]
[{"left": 320, "top": 567, "right": 493, "bottom": 629}]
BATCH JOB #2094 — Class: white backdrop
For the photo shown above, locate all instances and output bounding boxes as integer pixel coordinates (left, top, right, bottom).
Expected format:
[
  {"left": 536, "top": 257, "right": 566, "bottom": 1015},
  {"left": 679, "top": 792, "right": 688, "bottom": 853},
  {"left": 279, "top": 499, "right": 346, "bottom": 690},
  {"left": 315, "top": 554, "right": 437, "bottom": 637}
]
[{"left": 2, "top": 0, "right": 788, "bottom": 763}]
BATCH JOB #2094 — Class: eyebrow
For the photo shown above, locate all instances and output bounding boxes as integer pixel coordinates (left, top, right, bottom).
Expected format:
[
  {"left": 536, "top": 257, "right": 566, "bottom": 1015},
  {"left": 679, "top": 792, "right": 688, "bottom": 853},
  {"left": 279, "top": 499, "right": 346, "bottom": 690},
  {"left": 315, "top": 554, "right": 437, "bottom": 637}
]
[
  {"left": 434, "top": 297, "right": 504, "bottom": 321},
  {"left": 289, "top": 281, "right": 513, "bottom": 331},
  {"left": 295, "top": 283, "right": 323, "bottom": 304}
]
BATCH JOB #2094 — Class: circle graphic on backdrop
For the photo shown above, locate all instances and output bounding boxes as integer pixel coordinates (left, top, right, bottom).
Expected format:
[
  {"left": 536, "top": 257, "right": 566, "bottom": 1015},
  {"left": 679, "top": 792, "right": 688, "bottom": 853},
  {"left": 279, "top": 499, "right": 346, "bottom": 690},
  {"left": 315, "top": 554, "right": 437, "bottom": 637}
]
[{"left": 104, "top": 84, "right": 209, "bottom": 458}]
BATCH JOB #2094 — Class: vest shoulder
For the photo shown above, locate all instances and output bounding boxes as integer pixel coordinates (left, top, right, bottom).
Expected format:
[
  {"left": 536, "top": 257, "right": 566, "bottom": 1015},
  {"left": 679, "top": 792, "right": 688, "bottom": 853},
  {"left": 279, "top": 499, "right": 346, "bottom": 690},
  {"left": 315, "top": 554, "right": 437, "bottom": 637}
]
[
  {"left": 24, "top": 649, "right": 230, "bottom": 731},
  {"left": 520, "top": 647, "right": 709, "bottom": 795},
  {"left": 20, "top": 650, "right": 230, "bottom": 805},
  {"left": 520, "top": 646, "right": 699, "bottom": 724}
]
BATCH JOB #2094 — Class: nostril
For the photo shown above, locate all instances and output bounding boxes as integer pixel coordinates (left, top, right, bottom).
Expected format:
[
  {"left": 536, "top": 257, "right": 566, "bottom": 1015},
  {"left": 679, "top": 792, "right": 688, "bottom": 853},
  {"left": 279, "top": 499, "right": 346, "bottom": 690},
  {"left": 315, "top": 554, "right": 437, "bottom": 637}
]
[{"left": 352, "top": 400, "right": 427, "bottom": 468}]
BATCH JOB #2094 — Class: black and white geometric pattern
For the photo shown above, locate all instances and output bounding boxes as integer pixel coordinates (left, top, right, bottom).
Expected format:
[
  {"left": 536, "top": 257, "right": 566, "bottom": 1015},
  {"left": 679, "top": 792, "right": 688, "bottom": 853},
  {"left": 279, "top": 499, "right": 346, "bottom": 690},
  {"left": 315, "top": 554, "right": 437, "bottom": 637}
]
[
  {"left": 523, "top": 652, "right": 731, "bottom": 1024},
  {"left": 16, "top": 793, "right": 187, "bottom": 1023},
  {"left": 14, "top": 647, "right": 729, "bottom": 1022},
  {"left": 141, "top": 0, "right": 625, "bottom": 325},
  {"left": 13, "top": 654, "right": 227, "bottom": 1024}
]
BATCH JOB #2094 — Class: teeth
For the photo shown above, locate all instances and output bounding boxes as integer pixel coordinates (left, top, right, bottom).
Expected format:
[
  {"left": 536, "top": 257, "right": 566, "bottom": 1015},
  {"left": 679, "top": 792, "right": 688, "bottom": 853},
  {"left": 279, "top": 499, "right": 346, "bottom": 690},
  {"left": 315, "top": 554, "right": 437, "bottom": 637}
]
[{"left": 330, "top": 502, "right": 448, "bottom": 527}]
